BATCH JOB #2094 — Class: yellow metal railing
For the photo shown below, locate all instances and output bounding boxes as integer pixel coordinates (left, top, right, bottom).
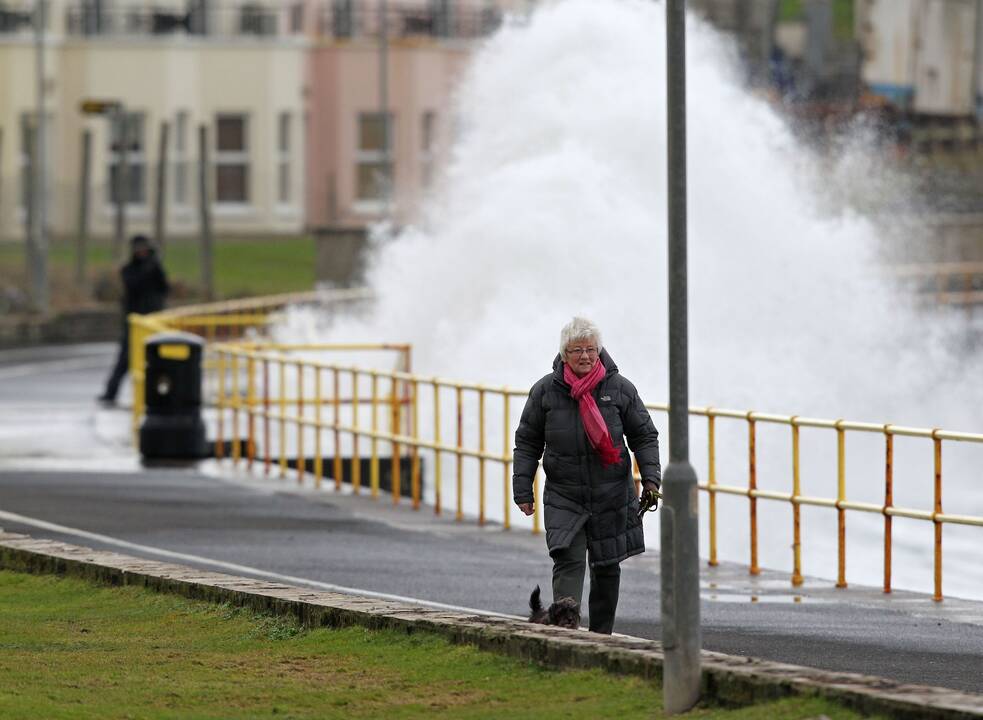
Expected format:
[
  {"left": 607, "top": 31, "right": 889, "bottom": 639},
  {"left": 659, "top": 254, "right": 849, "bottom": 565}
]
[
  {"left": 128, "top": 289, "right": 372, "bottom": 436},
  {"left": 213, "top": 343, "right": 983, "bottom": 601},
  {"left": 127, "top": 292, "right": 983, "bottom": 602},
  {"left": 213, "top": 345, "right": 542, "bottom": 534},
  {"left": 657, "top": 404, "right": 983, "bottom": 602}
]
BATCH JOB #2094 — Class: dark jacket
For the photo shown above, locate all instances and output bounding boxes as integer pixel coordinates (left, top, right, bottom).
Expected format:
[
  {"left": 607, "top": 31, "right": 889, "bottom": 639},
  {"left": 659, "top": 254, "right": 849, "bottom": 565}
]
[
  {"left": 121, "top": 252, "right": 169, "bottom": 315},
  {"left": 512, "top": 349, "right": 661, "bottom": 567}
]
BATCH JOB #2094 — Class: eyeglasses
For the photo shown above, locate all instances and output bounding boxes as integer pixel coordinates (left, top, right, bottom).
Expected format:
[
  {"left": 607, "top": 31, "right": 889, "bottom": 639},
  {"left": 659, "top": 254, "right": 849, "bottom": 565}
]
[{"left": 565, "top": 347, "right": 598, "bottom": 357}]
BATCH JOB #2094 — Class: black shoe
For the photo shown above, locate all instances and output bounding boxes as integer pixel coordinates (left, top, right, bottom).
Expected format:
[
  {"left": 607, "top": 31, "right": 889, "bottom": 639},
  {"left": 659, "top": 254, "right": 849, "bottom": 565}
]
[{"left": 96, "top": 394, "right": 116, "bottom": 407}]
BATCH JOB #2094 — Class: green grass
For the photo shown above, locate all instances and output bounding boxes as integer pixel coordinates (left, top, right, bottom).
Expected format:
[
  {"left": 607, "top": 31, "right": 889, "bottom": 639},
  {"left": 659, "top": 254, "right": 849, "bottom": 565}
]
[
  {"left": 777, "top": 0, "right": 804, "bottom": 21},
  {"left": 0, "top": 570, "right": 878, "bottom": 720},
  {"left": 778, "top": 0, "right": 854, "bottom": 39},
  {"left": 0, "top": 235, "right": 316, "bottom": 310}
]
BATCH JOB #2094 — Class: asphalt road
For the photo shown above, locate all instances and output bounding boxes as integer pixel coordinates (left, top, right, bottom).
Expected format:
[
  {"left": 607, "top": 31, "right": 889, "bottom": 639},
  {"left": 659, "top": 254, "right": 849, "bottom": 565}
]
[{"left": 1, "top": 343, "right": 982, "bottom": 696}]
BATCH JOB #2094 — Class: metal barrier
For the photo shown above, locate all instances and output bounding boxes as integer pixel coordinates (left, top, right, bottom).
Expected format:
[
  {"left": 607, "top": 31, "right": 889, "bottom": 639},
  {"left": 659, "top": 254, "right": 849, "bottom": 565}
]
[
  {"left": 661, "top": 404, "right": 983, "bottom": 602},
  {"left": 129, "top": 291, "right": 983, "bottom": 601},
  {"left": 213, "top": 345, "right": 541, "bottom": 533},
  {"left": 128, "top": 289, "right": 371, "bottom": 435}
]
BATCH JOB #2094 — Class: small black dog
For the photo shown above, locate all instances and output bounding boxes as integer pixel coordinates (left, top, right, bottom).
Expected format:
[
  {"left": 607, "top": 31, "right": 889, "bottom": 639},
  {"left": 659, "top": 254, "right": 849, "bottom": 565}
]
[{"left": 528, "top": 585, "right": 581, "bottom": 629}]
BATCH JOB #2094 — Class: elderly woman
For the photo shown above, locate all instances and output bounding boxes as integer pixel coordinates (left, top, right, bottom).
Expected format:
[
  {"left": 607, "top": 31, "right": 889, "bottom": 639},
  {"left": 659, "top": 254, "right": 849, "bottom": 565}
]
[{"left": 513, "top": 317, "right": 661, "bottom": 634}]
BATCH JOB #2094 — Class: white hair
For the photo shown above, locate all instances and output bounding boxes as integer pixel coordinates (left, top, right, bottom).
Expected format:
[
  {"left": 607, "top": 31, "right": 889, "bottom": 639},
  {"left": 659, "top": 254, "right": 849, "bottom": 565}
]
[{"left": 559, "top": 317, "right": 603, "bottom": 356}]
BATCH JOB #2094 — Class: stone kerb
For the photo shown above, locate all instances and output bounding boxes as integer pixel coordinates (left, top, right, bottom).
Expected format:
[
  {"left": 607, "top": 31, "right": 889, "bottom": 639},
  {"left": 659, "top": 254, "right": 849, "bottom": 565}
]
[{"left": 1, "top": 531, "right": 981, "bottom": 720}]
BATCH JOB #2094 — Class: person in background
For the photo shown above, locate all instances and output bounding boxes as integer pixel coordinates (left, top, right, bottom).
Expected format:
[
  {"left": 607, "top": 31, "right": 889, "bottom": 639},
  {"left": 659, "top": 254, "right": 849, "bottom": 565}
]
[
  {"left": 97, "top": 234, "right": 169, "bottom": 406},
  {"left": 512, "top": 317, "right": 662, "bottom": 634}
]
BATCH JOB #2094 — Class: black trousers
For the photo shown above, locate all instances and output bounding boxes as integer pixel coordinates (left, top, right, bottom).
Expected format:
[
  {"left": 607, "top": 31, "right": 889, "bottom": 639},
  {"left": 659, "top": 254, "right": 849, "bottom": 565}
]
[
  {"left": 551, "top": 524, "right": 621, "bottom": 634},
  {"left": 102, "top": 321, "right": 130, "bottom": 401}
]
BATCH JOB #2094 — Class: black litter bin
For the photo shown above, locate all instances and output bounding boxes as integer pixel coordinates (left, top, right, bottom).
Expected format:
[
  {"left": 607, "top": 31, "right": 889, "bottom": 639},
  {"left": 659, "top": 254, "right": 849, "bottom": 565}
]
[{"left": 139, "top": 332, "right": 208, "bottom": 459}]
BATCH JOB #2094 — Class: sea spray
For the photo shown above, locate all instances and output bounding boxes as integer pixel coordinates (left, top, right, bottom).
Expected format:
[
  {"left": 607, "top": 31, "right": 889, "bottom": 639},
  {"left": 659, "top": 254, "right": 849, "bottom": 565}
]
[{"left": 275, "top": 0, "right": 983, "bottom": 599}]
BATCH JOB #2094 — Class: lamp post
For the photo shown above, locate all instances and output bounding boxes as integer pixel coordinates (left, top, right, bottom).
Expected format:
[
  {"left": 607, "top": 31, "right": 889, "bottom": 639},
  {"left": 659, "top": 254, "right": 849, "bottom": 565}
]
[
  {"left": 29, "top": 0, "right": 49, "bottom": 314},
  {"left": 661, "top": 0, "right": 701, "bottom": 714}
]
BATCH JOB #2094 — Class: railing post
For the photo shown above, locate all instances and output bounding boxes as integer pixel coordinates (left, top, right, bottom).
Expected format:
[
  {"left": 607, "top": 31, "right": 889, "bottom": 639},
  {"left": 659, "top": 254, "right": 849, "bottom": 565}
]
[
  {"left": 371, "top": 373, "right": 380, "bottom": 500},
  {"left": 707, "top": 410, "right": 717, "bottom": 567},
  {"left": 836, "top": 420, "right": 847, "bottom": 589},
  {"left": 315, "top": 367, "right": 323, "bottom": 489},
  {"left": 216, "top": 350, "right": 226, "bottom": 460},
  {"left": 503, "top": 392, "right": 511, "bottom": 531},
  {"left": 278, "top": 359, "right": 287, "bottom": 479},
  {"left": 456, "top": 385, "right": 464, "bottom": 522},
  {"left": 296, "top": 361, "right": 304, "bottom": 484},
  {"left": 334, "top": 368, "right": 343, "bottom": 491},
  {"left": 933, "top": 430, "right": 943, "bottom": 602},
  {"left": 390, "top": 376, "right": 400, "bottom": 503},
  {"left": 231, "top": 354, "right": 241, "bottom": 467},
  {"left": 433, "top": 380, "right": 442, "bottom": 515},
  {"left": 352, "top": 370, "right": 361, "bottom": 494},
  {"left": 130, "top": 316, "right": 145, "bottom": 441},
  {"left": 883, "top": 425, "right": 893, "bottom": 594},
  {"left": 411, "top": 378, "right": 420, "bottom": 509},
  {"left": 479, "top": 387, "right": 486, "bottom": 526},
  {"left": 246, "top": 355, "right": 256, "bottom": 469},
  {"left": 791, "top": 417, "right": 803, "bottom": 587},
  {"left": 748, "top": 413, "right": 759, "bottom": 576},
  {"left": 263, "top": 358, "right": 270, "bottom": 476}
]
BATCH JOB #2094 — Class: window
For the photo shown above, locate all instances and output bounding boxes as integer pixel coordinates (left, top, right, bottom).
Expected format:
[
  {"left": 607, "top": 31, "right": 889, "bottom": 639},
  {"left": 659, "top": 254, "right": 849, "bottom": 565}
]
[
  {"left": 421, "top": 110, "right": 436, "bottom": 189},
  {"left": 108, "top": 112, "right": 146, "bottom": 205},
  {"left": 331, "top": 0, "right": 354, "bottom": 38},
  {"left": 289, "top": 2, "right": 304, "bottom": 34},
  {"left": 215, "top": 114, "right": 249, "bottom": 204},
  {"left": 173, "top": 111, "right": 189, "bottom": 206},
  {"left": 277, "top": 112, "right": 291, "bottom": 205},
  {"left": 239, "top": 3, "right": 275, "bottom": 36},
  {"left": 355, "top": 112, "right": 393, "bottom": 203}
]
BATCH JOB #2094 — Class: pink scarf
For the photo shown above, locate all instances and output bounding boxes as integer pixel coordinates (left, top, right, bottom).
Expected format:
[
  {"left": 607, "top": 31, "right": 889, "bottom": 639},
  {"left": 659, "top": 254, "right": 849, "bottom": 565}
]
[{"left": 563, "top": 361, "right": 622, "bottom": 466}]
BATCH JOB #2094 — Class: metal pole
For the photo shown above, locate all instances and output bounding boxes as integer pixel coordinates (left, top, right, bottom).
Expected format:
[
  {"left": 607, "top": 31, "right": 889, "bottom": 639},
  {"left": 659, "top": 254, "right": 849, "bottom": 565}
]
[
  {"left": 76, "top": 129, "right": 92, "bottom": 287},
  {"left": 30, "top": 0, "right": 49, "bottom": 313},
  {"left": 197, "top": 124, "right": 214, "bottom": 301},
  {"left": 0, "top": 129, "right": 5, "bottom": 236},
  {"left": 661, "top": 0, "right": 701, "bottom": 714},
  {"left": 154, "top": 121, "right": 170, "bottom": 258},
  {"left": 24, "top": 125, "right": 35, "bottom": 251},
  {"left": 379, "top": 0, "right": 391, "bottom": 214},
  {"left": 113, "top": 107, "right": 128, "bottom": 261}
]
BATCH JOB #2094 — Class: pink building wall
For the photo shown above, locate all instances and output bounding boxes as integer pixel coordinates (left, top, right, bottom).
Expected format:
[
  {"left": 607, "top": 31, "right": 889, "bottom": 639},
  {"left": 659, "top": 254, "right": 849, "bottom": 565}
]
[
  {"left": 302, "top": 0, "right": 529, "bottom": 229},
  {"left": 306, "top": 41, "right": 470, "bottom": 229}
]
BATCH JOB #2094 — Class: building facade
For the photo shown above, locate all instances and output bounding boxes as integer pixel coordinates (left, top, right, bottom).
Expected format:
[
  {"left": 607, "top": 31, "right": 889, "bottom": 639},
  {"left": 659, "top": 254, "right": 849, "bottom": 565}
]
[
  {"left": 0, "top": 0, "right": 531, "bottom": 244},
  {"left": 857, "top": 0, "right": 983, "bottom": 118}
]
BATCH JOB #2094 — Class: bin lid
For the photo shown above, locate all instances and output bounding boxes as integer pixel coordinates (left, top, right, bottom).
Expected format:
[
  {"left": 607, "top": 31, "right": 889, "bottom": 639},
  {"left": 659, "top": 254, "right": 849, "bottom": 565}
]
[{"left": 146, "top": 331, "right": 205, "bottom": 350}]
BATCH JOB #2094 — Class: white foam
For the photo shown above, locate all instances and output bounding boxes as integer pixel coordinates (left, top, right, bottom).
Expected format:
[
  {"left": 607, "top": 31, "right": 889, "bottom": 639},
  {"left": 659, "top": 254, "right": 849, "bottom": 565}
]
[{"left": 275, "top": 0, "right": 983, "bottom": 599}]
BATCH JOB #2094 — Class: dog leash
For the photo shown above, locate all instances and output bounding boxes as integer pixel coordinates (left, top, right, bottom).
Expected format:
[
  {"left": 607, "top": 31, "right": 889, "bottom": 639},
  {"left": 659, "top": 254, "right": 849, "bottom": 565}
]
[{"left": 638, "top": 486, "right": 663, "bottom": 519}]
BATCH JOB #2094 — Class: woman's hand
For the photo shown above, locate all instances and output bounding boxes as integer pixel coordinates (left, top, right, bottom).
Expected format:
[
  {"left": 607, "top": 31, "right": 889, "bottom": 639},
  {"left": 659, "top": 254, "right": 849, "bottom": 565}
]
[
  {"left": 518, "top": 502, "right": 535, "bottom": 516},
  {"left": 641, "top": 480, "right": 660, "bottom": 497},
  {"left": 639, "top": 480, "right": 661, "bottom": 515}
]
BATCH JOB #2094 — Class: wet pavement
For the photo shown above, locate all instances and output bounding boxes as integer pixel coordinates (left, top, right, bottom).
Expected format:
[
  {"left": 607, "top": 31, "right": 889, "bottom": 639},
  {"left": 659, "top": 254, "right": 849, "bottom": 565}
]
[{"left": 1, "top": 343, "right": 982, "bottom": 695}]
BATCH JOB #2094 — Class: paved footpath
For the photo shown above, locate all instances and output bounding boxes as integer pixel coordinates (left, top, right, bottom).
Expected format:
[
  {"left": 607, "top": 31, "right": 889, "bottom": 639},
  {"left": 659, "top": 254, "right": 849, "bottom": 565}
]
[
  {"left": 3, "top": 531, "right": 982, "bottom": 720},
  {"left": 1, "top": 343, "right": 982, "bottom": 699}
]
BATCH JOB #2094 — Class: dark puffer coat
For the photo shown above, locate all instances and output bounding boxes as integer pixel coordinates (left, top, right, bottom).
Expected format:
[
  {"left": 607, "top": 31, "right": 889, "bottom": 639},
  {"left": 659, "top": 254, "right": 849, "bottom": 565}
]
[
  {"left": 512, "top": 349, "right": 661, "bottom": 567},
  {"left": 121, "top": 251, "right": 169, "bottom": 315}
]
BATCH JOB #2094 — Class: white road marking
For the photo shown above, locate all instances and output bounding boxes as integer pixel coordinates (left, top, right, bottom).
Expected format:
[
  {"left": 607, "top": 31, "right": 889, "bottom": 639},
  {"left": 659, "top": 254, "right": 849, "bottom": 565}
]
[
  {"left": 0, "top": 508, "right": 524, "bottom": 620},
  {"left": 0, "top": 357, "right": 109, "bottom": 380}
]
